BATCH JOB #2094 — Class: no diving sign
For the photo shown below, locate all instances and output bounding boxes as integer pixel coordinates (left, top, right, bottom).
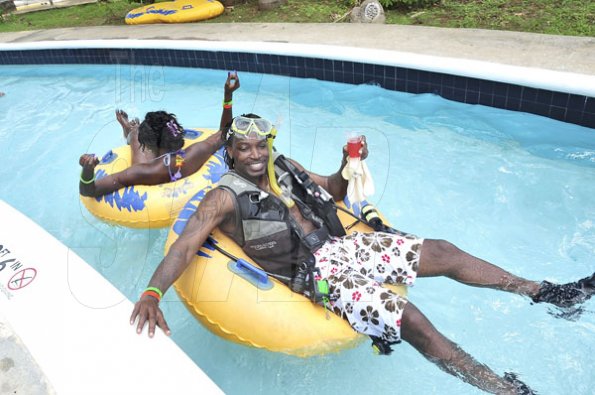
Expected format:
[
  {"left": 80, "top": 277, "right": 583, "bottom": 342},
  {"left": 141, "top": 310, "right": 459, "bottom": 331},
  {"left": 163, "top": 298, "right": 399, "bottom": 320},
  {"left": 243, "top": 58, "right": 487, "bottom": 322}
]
[
  {"left": 0, "top": 245, "right": 38, "bottom": 298},
  {"left": 8, "top": 268, "right": 37, "bottom": 290}
]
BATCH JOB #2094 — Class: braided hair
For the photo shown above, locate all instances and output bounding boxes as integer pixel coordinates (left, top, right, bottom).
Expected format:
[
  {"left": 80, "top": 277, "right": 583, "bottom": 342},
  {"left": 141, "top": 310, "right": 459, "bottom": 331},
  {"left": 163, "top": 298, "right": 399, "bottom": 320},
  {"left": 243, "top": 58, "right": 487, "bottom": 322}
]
[{"left": 138, "top": 111, "right": 185, "bottom": 155}]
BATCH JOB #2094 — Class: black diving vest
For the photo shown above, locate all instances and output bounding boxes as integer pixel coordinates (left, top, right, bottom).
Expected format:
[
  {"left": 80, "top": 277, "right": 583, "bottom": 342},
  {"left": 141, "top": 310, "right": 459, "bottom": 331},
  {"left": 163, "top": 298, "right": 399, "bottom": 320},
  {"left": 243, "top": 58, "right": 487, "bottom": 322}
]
[{"left": 217, "top": 154, "right": 345, "bottom": 279}]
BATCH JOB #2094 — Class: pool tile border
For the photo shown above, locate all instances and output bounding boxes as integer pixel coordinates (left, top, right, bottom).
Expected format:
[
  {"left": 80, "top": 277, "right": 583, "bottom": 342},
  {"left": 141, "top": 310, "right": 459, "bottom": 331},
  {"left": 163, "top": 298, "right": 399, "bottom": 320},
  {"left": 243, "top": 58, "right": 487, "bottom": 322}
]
[{"left": 1, "top": 47, "right": 593, "bottom": 128}]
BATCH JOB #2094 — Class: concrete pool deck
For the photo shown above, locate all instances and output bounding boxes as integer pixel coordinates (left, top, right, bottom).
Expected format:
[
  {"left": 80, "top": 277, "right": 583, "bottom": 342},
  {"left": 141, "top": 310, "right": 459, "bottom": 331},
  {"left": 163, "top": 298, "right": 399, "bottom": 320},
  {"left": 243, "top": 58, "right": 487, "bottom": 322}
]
[
  {"left": 0, "top": 22, "right": 593, "bottom": 394},
  {"left": 0, "top": 24, "right": 594, "bottom": 76}
]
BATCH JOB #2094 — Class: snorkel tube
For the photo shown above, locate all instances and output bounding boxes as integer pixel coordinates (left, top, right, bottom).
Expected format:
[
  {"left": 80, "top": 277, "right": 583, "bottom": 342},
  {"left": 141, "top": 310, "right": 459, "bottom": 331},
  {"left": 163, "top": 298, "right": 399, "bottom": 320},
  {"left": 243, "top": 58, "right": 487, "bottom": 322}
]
[{"left": 267, "top": 126, "right": 295, "bottom": 207}]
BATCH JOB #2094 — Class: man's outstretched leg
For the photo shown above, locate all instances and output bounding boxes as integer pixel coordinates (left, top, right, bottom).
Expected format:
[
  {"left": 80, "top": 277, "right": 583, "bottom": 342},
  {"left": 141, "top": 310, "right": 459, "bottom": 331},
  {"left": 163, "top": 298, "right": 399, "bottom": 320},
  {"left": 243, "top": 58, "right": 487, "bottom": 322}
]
[
  {"left": 401, "top": 302, "right": 535, "bottom": 395},
  {"left": 417, "top": 239, "right": 595, "bottom": 308}
]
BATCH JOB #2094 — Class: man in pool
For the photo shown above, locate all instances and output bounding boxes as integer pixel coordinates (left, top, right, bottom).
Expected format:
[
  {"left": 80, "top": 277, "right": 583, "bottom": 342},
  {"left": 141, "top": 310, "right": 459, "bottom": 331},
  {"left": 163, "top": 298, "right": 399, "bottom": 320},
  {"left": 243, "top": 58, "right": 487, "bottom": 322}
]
[
  {"left": 130, "top": 114, "right": 595, "bottom": 394},
  {"left": 79, "top": 71, "right": 240, "bottom": 197}
]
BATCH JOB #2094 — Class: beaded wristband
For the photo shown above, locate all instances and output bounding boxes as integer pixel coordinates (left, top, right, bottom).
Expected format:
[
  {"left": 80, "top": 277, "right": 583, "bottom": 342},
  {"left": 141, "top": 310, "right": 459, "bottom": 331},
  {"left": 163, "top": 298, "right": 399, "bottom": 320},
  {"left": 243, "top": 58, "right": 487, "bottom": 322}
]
[
  {"left": 145, "top": 286, "right": 163, "bottom": 299},
  {"left": 80, "top": 172, "right": 95, "bottom": 184}
]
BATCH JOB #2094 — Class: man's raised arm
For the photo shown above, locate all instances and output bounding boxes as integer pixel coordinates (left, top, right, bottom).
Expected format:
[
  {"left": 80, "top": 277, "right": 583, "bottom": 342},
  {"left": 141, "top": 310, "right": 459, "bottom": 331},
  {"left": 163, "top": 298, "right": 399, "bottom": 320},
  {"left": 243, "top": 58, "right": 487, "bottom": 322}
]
[{"left": 289, "top": 135, "right": 369, "bottom": 201}]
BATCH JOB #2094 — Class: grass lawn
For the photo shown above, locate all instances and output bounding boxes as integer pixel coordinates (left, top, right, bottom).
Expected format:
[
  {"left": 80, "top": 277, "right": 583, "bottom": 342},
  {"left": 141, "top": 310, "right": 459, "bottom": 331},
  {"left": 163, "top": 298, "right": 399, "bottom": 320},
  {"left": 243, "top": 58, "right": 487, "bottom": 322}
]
[{"left": 0, "top": 0, "right": 593, "bottom": 37}]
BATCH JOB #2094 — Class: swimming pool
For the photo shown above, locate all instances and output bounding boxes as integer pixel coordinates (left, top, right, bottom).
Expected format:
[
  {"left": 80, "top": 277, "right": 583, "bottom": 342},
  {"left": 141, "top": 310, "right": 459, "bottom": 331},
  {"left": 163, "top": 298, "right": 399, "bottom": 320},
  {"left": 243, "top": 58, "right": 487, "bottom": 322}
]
[{"left": 1, "top": 63, "right": 594, "bottom": 394}]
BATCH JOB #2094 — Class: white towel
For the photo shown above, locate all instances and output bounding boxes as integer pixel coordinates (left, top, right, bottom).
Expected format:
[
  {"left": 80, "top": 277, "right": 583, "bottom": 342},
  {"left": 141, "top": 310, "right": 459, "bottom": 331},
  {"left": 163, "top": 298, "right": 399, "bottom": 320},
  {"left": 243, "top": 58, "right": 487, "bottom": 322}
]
[{"left": 341, "top": 157, "right": 375, "bottom": 203}]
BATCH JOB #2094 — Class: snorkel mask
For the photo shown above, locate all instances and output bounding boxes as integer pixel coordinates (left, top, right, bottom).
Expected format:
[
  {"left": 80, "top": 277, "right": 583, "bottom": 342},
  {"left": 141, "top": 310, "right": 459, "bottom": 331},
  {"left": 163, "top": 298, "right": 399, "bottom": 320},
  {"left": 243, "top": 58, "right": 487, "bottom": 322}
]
[
  {"left": 227, "top": 115, "right": 273, "bottom": 141},
  {"left": 227, "top": 115, "right": 294, "bottom": 207}
]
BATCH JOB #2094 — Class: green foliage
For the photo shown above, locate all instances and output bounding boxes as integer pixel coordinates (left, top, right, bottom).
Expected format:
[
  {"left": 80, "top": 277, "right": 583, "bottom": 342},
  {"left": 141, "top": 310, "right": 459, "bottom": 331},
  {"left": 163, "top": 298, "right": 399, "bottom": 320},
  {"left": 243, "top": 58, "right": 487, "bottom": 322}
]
[
  {"left": 377, "top": 0, "right": 437, "bottom": 9},
  {"left": 0, "top": 0, "right": 141, "bottom": 32},
  {"left": 0, "top": 0, "right": 592, "bottom": 37}
]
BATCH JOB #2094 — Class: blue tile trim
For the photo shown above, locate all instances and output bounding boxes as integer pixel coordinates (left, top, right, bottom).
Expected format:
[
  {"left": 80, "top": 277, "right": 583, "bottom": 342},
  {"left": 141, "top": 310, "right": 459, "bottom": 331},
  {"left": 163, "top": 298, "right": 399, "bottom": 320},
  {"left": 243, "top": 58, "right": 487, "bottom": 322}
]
[{"left": 0, "top": 47, "right": 593, "bottom": 128}]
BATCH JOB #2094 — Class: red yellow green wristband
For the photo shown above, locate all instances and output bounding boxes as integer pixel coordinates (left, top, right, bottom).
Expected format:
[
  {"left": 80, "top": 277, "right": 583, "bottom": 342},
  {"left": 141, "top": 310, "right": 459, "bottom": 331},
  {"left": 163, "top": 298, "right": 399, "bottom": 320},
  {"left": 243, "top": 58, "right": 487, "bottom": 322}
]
[
  {"left": 142, "top": 290, "right": 161, "bottom": 302},
  {"left": 145, "top": 286, "right": 163, "bottom": 298},
  {"left": 142, "top": 286, "right": 163, "bottom": 302}
]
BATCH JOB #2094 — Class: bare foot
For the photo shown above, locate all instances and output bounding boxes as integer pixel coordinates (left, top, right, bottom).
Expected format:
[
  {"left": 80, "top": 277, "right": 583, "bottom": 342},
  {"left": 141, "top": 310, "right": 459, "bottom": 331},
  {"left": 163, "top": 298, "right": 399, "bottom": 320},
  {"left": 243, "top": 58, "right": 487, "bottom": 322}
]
[{"left": 115, "top": 109, "right": 138, "bottom": 140}]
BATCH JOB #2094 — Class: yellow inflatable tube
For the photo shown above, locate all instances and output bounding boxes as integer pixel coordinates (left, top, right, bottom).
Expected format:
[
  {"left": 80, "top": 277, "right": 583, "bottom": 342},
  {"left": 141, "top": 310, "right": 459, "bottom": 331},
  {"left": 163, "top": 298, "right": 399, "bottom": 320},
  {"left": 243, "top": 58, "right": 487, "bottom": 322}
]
[
  {"left": 166, "top": 193, "right": 407, "bottom": 357},
  {"left": 125, "top": 0, "right": 224, "bottom": 25},
  {"left": 80, "top": 128, "right": 227, "bottom": 229}
]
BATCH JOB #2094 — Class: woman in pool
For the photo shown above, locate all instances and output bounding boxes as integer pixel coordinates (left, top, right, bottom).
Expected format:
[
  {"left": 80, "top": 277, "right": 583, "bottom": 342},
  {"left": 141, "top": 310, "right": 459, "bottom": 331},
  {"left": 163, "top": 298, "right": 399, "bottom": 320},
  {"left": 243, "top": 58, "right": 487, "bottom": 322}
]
[{"left": 79, "top": 72, "right": 239, "bottom": 198}]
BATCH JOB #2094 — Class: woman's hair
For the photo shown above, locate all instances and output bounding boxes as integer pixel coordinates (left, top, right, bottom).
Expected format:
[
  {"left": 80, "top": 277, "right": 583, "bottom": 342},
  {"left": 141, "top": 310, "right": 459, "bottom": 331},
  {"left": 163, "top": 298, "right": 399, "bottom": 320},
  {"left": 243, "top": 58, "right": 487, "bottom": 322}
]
[
  {"left": 138, "top": 111, "right": 185, "bottom": 154},
  {"left": 222, "top": 113, "right": 262, "bottom": 169}
]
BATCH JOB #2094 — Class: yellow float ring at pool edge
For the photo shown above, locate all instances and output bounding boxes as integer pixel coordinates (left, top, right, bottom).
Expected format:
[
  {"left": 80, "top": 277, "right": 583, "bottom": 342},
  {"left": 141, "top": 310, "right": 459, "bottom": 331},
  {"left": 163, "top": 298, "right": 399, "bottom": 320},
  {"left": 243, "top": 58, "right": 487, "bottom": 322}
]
[
  {"left": 125, "top": 0, "right": 224, "bottom": 25},
  {"left": 80, "top": 128, "right": 227, "bottom": 229},
  {"left": 166, "top": 192, "right": 407, "bottom": 357}
]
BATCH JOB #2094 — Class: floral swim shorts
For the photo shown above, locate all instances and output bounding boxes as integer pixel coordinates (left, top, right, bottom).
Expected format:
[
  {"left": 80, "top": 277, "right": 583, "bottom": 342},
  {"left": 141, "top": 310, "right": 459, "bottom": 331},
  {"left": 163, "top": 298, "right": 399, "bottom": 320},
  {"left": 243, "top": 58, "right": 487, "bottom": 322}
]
[{"left": 313, "top": 231, "right": 424, "bottom": 343}]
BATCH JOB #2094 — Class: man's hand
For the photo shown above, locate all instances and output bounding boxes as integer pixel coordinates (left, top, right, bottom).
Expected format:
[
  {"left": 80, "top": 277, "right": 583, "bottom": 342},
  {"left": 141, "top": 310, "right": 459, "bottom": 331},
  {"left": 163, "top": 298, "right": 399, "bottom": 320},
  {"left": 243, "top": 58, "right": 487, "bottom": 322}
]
[
  {"left": 130, "top": 295, "right": 171, "bottom": 338},
  {"left": 342, "top": 135, "right": 369, "bottom": 161}
]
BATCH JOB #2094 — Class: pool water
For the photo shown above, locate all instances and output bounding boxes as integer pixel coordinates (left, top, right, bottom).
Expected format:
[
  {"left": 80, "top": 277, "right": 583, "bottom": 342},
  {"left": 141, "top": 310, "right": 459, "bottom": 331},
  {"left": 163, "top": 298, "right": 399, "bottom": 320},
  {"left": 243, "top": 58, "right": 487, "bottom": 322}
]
[{"left": 1, "top": 64, "right": 594, "bottom": 395}]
